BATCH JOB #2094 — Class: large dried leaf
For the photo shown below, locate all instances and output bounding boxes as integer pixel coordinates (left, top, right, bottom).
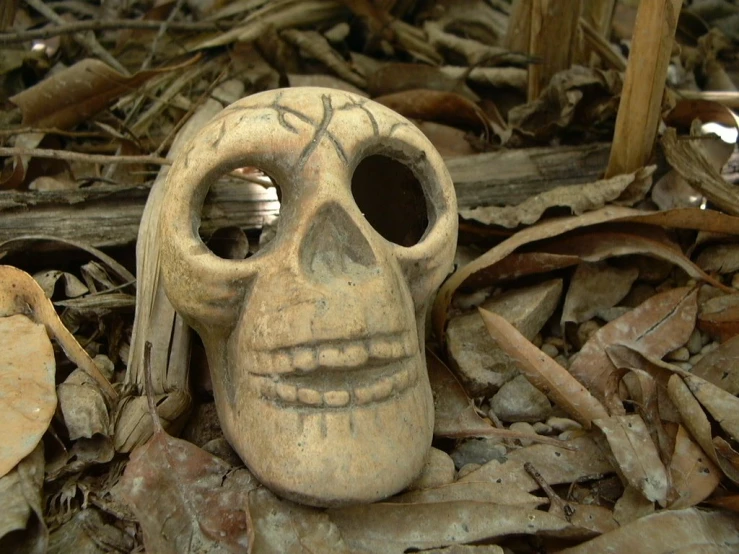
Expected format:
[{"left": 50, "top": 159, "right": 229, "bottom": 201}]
[
  {"left": 668, "top": 374, "right": 739, "bottom": 484},
  {"left": 327, "top": 502, "right": 570, "bottom": 553},
  {"left": 479, "top": 308, "right": 609, "bottom": 428},
  {"left": 390, "top": 481, "right": 544, "bottom": 509},
  {"left": 460, "top": 167, "right": 654, "bottom": 228},
  {"left": 248, "top": 487, "right": 350, "bottom": 554},
  {"left": 593, "top": 415, "right": 669, "bottom": 506},
  {"left": 0, "top": 443, "right": 47, "bottom": 553},
  {"left": 681, "top": 372, "right": 739, "bottom": 442},
  {"left": 698, "top": 293, "right": 739, "bottom": 341},
  {"left": 457, "top": 434, "right": 614, "bottom": 492},
  {"left": 667, "top": 425, "right": 721, "bottom": 510},
  {"left": 568, "top": 287, "right": 698, "bottom": 409},
  {"left": 0, "top": 315, "right": 55, "bottom": 479},
  {"left": 432, "top": 207, "right": 739, "bottom": 342},
  {"left": 559, "top": 508, "right": 739, "bottom": 554},
  {"left": 119, "top": 428, "right": 256, "bottom": 553},
  {"left": 9, "top": 57, "right": 197, "bottom": 130},
  {"left": 691, "top": 335, "right": 739, "bottom": 394},
  {"left": 561, "top": 261, "right": 639, "bottom": 325}
]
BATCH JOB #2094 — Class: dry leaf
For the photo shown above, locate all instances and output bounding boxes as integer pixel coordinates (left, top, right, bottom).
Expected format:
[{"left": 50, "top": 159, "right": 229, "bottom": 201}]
[
  {"left": 593, "top": 415, "right": 669, "bottom": 506},
  {"left": 390, "top": 481, "right": 545, "bottom": 509},
  {"left": 681, "top": 372, "right": 739, "bottom": 442},
  {"left": 0, "top": 315, "right": 55, "bottom": 478},
  {"left": 9, "top": 57, "right": 198, "bottom": 130},
  {"left": 691, "top": 335, "right": 739, "bottom": 394},
  {"left": 368, "top": 63, "right": 479, "bottom": 101},
  {"left": 328, "top": 501, "right": 570, "bottom": 553},
  {"left": 457, "top": 434, "right": 614, "bottom": 492},
  {"left": 559, "top": 507, "right": 739, "bottom": 554},
  {"left": 698, "top": 293, "right": 739, "bottom": 341},
  {"left": 561, "top": 262, "right": 639, "bottom": 325},
  {"left": 0, "top": 444, "right": 47, "bottom": 552},
  {"left": 119, "top": 427, "right": 256, "bottom": 553},
  {"left": 374, "top": 89, "right": 494, "bottom": 138},
  {"left": 460, "top": 167, "right": 654, "bottom": 228},
  {"left": 281, "top": 29, "right": 366, "bottom": 88},
  {"left": 479, "top": 308, "right": 609, "bottom": 428},
  {"left": 247, "top": 487, "right": 350, "bottom": 554},
  {"left": 568, "top": 287, "right": 698, "bottom": 410},
  {"left": 668, "top": 374, "right": 739, "bottom": 484},
  {"left": 667, "top": 425, "right": 721, "bottom": 509}
]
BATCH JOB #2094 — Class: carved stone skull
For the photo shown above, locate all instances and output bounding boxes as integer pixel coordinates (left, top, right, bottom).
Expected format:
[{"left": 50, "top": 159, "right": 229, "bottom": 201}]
[{"left": 159, "top": 87, "right": 457, "bottom": 506}]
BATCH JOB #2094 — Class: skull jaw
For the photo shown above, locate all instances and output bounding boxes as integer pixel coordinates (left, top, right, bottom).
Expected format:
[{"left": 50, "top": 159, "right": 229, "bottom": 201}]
[{"left": 211, "top": 353, "right": 434, "bottom": 507}]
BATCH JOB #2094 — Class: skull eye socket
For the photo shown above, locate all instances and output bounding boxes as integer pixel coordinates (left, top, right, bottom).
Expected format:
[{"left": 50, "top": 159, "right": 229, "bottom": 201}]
[
  {"left": 351, "top": 155, "right": 429, "bottom": 247},
  {"left": 198, "top": 168, "right": 282, "bottom": 259}
]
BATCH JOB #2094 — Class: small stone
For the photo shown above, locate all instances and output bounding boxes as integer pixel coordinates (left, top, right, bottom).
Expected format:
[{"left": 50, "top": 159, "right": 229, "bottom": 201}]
[
  {"left": 687, "top": 329, "right": 703, "bottom": 355},
  {"left": 676, "top": 362, "right": 693, "bottom": 372},
  {"left": 491, "top": 375, "right": 552, "bottom": 423},
  {"left": 733, "top": 273, "right": 739, "bottom": 289},
  {"left": 541, "top": 343, "right": 559, "bottom": 358},
  {"left": 450, "top": 439, "right": 506, "bottom": 470},
  {"left": 457, "top": 463, "right": 482, "bottom": 479},
  {"left": 446, "top": 280, "right": 564, "bottom": 396},
  {"left": 544, "top": 336, "right": 566, "bottom": 349},
  {"left": 575, "top": 320, "right": 601, "bottom": 349},
  {"left": 532, "top": 333, "right": 543, "bottom": 348},
  {"left": 666, "top": 346, "right": 690, "bottom": 362},
  {"left": 554, "top": 355, "right": 570, "bottom": 369},
  {"left": 547, "top": 416, "right": 583, "bottom": 432},
  {"left": 689, "top": 353, "right": 704, "bottom": 365},
  {"left": 701, "top": 330, "right": 711, "bottom": 346},
  {"left": 532, "top": 422, "right": 552, "bottom": 435},
  {"left": 559, "top": 429, "right": 587, "bottom": 441},
  {"left": 701, "top": 341, "right": 719, "bottom": 355},
  {"left": 509, "top": 422, "right": 537, "bottom": 446},
  {"left": 408, "top": 447, "right": 456, "bottom": 490}
]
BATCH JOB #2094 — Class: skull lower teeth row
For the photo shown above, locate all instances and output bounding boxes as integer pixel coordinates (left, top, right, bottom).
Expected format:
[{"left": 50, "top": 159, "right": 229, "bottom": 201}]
[
  {"left": 252, "top": 361, "right": 417, "bottom": 407},
  {"left": 250, "top": 332, "right": 417, "bottom": 374}
]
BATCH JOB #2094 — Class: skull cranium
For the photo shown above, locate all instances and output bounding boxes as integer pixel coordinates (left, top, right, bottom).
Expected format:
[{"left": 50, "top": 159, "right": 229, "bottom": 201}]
[{"left": 160, "top": 87, "right": 457, "bottom": 506}]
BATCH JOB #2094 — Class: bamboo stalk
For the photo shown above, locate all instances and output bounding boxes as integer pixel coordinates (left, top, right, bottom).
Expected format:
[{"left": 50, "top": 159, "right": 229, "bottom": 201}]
[{"left": 605, "top": 0, "right": 683, "bottom": 178}]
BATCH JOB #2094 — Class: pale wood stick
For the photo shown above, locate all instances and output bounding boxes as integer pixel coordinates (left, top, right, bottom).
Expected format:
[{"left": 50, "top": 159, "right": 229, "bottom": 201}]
[{"left": 605, "top": 0, "right": 684, "bottom": 178}]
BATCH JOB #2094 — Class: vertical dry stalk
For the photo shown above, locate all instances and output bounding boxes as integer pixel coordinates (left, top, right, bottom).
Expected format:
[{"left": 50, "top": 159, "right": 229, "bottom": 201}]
[
  {"left": 505, "top": 0, "right": 533, "bottom": 54},
  {"left": 606, "top": 0, "right": 683, "bottom": 178},
  {"left": 527, "top": 0, "right": 582, "bottom": 101},
  {"left": 579, "top": 0, "right": 618, "bottom": 64}
]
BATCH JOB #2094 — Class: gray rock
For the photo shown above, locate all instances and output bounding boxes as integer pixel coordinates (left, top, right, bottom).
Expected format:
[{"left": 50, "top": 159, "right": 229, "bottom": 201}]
[
  {"left": 491, "top": 374, "right": 552, "bottom": 423},
  {"left": 446, "top": 279, "right": 563, "bottom": 395},
  {"left": 450, "top": 439, "right": 507, "bottom": 470}
]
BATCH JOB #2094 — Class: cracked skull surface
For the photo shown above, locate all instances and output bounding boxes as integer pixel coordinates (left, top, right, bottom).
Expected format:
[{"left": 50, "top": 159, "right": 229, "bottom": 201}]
[{"left": 159, "top": 87, "right": 458, "bottom": 506}]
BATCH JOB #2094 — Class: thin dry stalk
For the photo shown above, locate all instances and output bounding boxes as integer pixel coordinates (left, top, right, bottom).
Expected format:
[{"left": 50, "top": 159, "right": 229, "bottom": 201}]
[{"left": 605, "top": 0, "right": 684, "bottom": 178}]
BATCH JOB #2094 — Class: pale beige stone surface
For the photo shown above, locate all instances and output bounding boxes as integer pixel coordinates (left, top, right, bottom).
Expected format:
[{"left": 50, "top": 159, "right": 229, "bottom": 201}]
[{"left": 159, "top": 87, "right": 458, "bottom": 506}]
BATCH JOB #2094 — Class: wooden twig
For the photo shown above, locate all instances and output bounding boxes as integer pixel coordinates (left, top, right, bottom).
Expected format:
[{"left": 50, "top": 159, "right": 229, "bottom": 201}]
[
  {"left": 605, "top": 0, "right": 683, "bottom": 177},
  {"left": 0, "top": 19, "right": 233, "bottom": 45},
  {"left": 139, "top": 0, "right": 187, "bottom": 72},
  {"left": 24, "top": 0, "right": 129, "bottom": 75},
  {"left": 674, "top": 90, "right": 739, "bottom": 109},
  {"left": 0, "top": 146, "right": 170, "bottom": 166}
]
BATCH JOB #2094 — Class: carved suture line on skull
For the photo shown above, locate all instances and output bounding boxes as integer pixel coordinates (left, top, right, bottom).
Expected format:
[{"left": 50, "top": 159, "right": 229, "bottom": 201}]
[
  {"left": 388, "top": 121, "right": 411, "bottom": 137},
  {"left": 212, "top": 119, "right": 227, "bottom": 149},
  {"left": 183, "top": 142, "right": 196, "bottom": 169},
  {"left": 295, "top": 94, "right": 334, "bottom": 172},
  {"left": 338, "top": 98, "right": 379, "bottom": 137}
]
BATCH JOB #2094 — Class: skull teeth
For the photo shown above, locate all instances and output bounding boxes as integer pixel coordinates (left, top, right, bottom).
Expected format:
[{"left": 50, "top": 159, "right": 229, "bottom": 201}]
[
  {"left": 252, "top": 332, "right": 416, "bottom": 375},
  {"left": 252, "top": 358, "right": 418, "bottom": 407}
]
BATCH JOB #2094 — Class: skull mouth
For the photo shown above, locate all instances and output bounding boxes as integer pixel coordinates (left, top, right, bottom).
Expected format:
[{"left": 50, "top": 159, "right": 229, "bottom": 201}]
[{"left": 247, "top": 331, "right": 420, "bottom": 408}]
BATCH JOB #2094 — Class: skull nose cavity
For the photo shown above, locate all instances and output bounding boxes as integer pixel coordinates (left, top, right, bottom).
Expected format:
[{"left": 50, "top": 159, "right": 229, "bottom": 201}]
[{"left": 301, "top": 204, "right": 377, "bottom": 278}]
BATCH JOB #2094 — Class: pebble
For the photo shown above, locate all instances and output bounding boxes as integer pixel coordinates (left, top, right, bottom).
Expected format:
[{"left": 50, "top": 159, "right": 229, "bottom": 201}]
[
  {"left": 547, "top": 416, "right": 583, "bottom": 432},
  {"left": 541, "top": 343, "right": 559, "bottom": 358},
  {"left": 666, "top": 346, "right": 690, "bottom": 362},
  {"left": 491, "top": 375, "right": 552, "bottom": 423},
  {"left": 532, "top": 422, "right": 553, "bottom": 435},
  {"left": 686, "top": 329, "right": 703, "bottom": 355},
  {"left": 532, "top": 333, "right": 543, "bottom": 348},
  {"left": 450, "top": 439, "right": 507, "bottom": 470},
  {"left": 509, "top": 422, "right": 537, "bottom": 446},
  {"left": 733, "top": 273, "right": 739, "bottom": 289},
  {"left": 701, "top": 342, "right": 719, "bottom": 355},
  {"left": 408, "top": 448, "right": 456, "bottom": 490},
  {"left": 559, "top": 429, "right": 587, "bottom": 441},
  {"left": 544, "top": 336, "right": 566, "bottom": 349},
  {"left": 457, "top": 463, "right": 482, "bottom": 479},
  {"left": 689, "top": 353, "right": 704, "bottom": 366},
  {"left": 554, "top": 354, "right": 570, "bottom": 369},
  {"left": 675, "top": 362, "right": 693, "bottom": 372}
]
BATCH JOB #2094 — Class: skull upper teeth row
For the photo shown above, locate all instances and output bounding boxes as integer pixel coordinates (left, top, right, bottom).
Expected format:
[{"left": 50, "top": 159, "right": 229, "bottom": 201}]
[
  {"left": 251, "top": 360, "right": 418, "bottom": 407},
  {"left": 249, "top": 332, "right": 417, "bottom": 374}
]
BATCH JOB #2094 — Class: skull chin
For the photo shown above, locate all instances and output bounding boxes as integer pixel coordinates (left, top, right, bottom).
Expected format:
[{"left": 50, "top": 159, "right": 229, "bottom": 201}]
[{"left": 209, "top": 338, "right": 434, "bottom": 507}]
